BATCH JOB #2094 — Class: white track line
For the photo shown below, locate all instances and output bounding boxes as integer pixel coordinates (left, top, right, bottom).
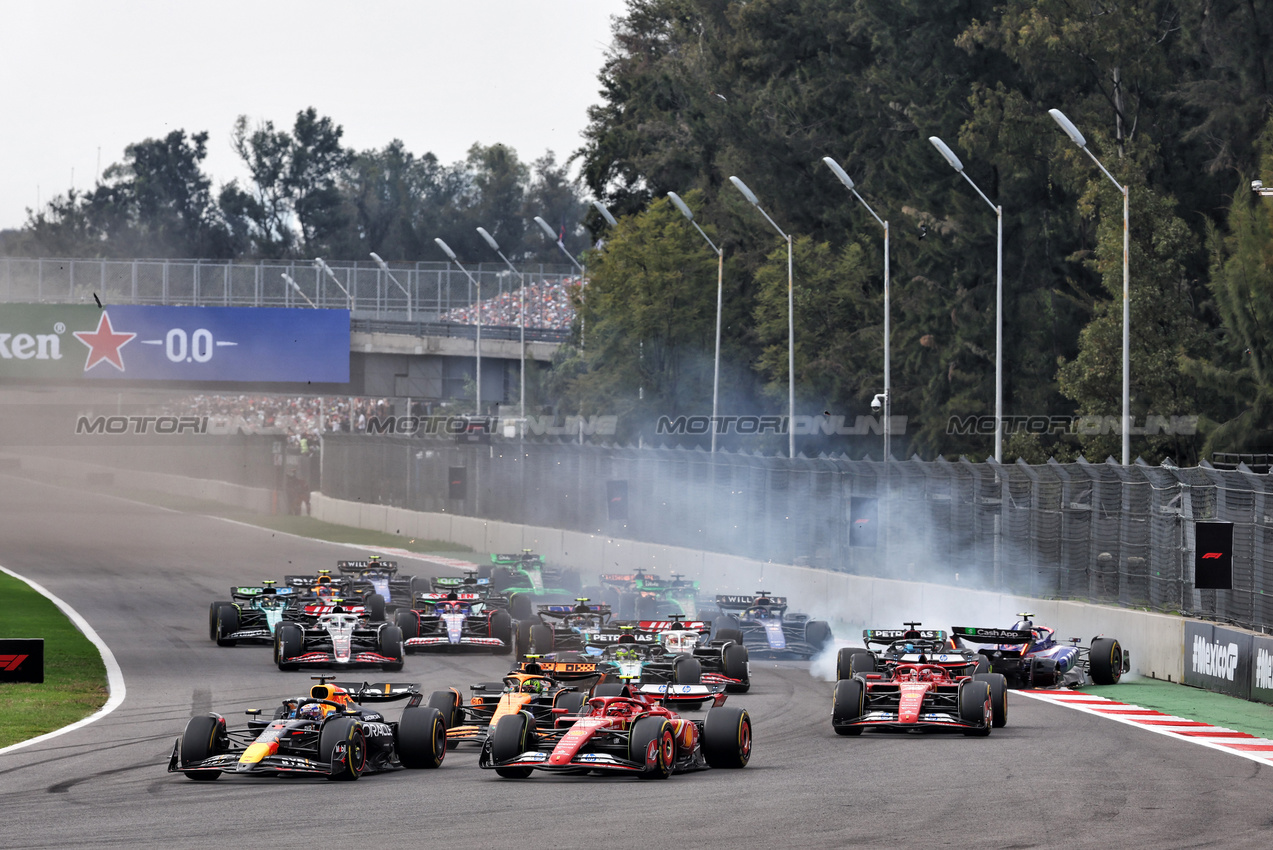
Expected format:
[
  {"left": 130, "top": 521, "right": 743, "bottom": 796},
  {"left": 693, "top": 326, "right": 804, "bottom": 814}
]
[
  {"left": 1017, "top": 689, "right": 1273, "bottom": 768},
  {"left": 0, "top": 564, "right": 127, "bottom": 755}
]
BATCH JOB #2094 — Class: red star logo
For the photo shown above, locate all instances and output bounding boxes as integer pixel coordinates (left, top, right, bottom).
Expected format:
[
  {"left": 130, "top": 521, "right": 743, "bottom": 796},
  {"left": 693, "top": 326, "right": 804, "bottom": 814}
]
[{"left": 73, "top": 312, "right": 136, "bottom": 372}]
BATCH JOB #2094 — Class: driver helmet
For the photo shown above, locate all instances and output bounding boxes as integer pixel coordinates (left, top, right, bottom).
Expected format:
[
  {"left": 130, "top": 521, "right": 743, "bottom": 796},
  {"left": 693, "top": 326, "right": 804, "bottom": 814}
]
[
  {"left": 298, "top": 703, "right": 325, "bottom": 721},
  {"left": 904, "top": 642, "right": 915, "bottom": 654},
  {"left": 522, "top": 678, "right": 548, "bottom": 694},
  {"left": 615, "top": 645, "right": 638, "bottom": 660}
]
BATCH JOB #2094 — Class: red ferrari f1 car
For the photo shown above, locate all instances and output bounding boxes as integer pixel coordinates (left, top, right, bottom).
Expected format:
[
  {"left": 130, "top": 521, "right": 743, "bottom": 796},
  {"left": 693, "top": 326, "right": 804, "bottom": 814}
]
[{"left": 479, "top": 681, "right": 751, "bottom": 778}]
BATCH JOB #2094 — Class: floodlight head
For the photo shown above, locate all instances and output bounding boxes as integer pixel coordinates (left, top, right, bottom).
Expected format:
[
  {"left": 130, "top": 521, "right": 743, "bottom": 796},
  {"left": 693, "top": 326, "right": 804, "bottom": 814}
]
[
  {"left": 822, "top": 157, "right": 855, "bottom": 190},
  {"left": 476, "top": 226, "right": 500, "bottom": 251},
  {"left": 369, "top": 252, "right": 388, "bottom": 269},
  {"left": 1254, "top": 180, "right": 1265, "bottom": 192},
  {"left": 729, "top": 175, "right": 760, "bottom": 207},
  {"left": 928, "top": 137, "right": 964, "bottom": 173},
  {"left": 591, "top": 200, "right": 618, "bottom": 228},
  {"left": 433, "top": 238, "right": 458, "bottom": 261},
  {"left": 667, "top": 191, "right": 694, "bottom": 221},
  {"left": 1048, "top": 108, "right": 1087, "bottom": 147},
  {"left": 534, "top": 216, "right": 558, "bottom": 241}
]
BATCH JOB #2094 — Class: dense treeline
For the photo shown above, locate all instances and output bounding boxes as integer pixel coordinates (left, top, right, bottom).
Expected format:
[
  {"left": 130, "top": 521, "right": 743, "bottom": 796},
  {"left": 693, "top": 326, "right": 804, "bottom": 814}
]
[
  {"left": 6, "top": 1, "right": 1273, "bottom": 463},
  {"left": 563, "top": 0, "right": 1273, "bottom": 463},
  {"left": 4, "top": 107, "right": 592, "bottom": 266}
]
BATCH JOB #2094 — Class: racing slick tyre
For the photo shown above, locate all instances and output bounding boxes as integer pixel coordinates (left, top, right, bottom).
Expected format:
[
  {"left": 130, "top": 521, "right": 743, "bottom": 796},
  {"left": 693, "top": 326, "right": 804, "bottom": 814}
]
[
  {"left": 1029, "top": 657, "right": 1059, "bottom": 688},
  {"left": 1089, "top": 637, "right": 1124, "bottom": 685},
  {"left": 958, "top": 681, "right": 993, "bottom": 736},
  {"left": 398, "top": 706, "right": 446, "bottom": 769},
  {"left": 180, "top": 715, "right": 227, "bottom": 780},
  {"left": 208, "top": 601, "right": 231, "bottom": 641},
  {"left": 529, "top": 623, "right": 555, "bottom": 655},
  {"left": 378, "top": 625, "right": 405, "bottom": 672},
  {"left": 489, "top": 610, "right": 513, "bottom": 656},
  {"left": 319, "top": 717, "right": 368, "bottom": 780},
  {"left": 972, "top": 672, "right": 1008, "bottom": 727},
  {"left": 836, "top": 648, "right": 872, "bottom": 681},
  {"left": 478, "top": 563, "right": 493, "bottom": 580},
  {"left": 560, "top": 569, "right": 582, "bottom": 593},
  {"left": 703, "top": 707, "right": 753, "bottom": 768},
  {"left": 514, "top": 618, "right": 535, "bottom": 658},
  {"left": 363, "top": 593, "right": 387, "bottom": 622},
  {"left": 673, "top": 655, "right": 703, "bottom": 685},
  {"left": 831, "top": 678, "right": 865, "bottom": 736},
  {"left": 214, "top": 605, "right": 239, "bottom": 647},
  {"left": 636, "top": 594, "right": 658, "bottom": 620},
  {"left": 553, "top": 690, "right": 588, "bottom": 718},
  {"left": 491, "top": 568, "right": 516, "bottom": 593},
  {"left": 427, "top": 690, "right": 463, "bottom": 730},
  {"left": 630, "top": 716, "right": 675, "bottom": 779},
  {"left": 592, "top": 682, "right": 628, "bottom": 697},
  {"left": 722, "top": 643, "right": 750, "bottom": 693},
  {"left": 409, "top": 575, "right": 431, "bottom": 598},
  {"left": 973, "top": 654, "right": 992, "bottom": 674},
  {"left": 804, "top": 620, "right": 832, "bottom": 654},
  {"left": 509, "top": 592, "right": 533, "bottom": 621},
  {"left": 713, "top": 615, "right": 741, "bottom": 638},
  {"left": 847, "top": 652, "right": 877, "bottom": 679},
  {"left": 395, "top": 610, "right": 419, "bottom": 641},
  {"left": 618, "top": 592, "right": 637, "bottom": 620},
  {"left": 491, "top": 712, "right": 538, "bottom": 778},
  {"left": 275, "top": 621, "right": 304, "bottom": 671}
]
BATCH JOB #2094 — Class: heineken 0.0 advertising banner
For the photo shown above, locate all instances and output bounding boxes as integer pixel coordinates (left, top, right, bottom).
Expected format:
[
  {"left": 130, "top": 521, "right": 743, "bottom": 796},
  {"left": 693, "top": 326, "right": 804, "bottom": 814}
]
[{"left": 0, "top": 304, "right": 349, "bottom": 383}]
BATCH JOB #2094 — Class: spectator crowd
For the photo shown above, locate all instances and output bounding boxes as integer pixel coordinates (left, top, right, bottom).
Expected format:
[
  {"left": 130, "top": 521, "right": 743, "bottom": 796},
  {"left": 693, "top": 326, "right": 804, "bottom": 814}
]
[{"left": 439, "top": 277, "right": 580, "bottom": 330}]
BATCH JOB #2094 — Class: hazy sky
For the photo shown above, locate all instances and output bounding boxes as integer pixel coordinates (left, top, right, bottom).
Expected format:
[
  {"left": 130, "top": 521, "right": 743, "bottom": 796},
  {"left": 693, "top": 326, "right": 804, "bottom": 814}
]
[{"left": 0, "top": 0, "right": 629, "bottom": 232}]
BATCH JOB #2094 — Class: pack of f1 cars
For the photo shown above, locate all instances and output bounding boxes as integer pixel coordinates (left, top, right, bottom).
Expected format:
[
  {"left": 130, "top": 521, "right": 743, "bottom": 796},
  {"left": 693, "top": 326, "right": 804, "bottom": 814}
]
[
  {"left": 832, "top": 660, "right": 1001, "bottom": 737},
  {"left": 273, "top": 603, "right": 405, "bottom": 671},
  {"left": 951, "top": 614, "right": 1128, "bottom": 687},
  {"left": 394, "top": 591, "right": 513, "bottom": 655},
  {"left": 478, "top": 680, "right": 750, "bottom": 778},
  {"left": 835, "top": 624, "right": 1007, "bottom": 728},
  {"left": 168, "top": 677, "right": 446, "bottom": 780},
  {"left": 710, "top": 592, "right": 832, "bottom": 659}
]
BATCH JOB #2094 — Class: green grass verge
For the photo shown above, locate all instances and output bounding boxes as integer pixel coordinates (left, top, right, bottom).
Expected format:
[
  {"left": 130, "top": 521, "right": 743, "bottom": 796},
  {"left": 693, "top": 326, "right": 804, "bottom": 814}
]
[{"left": 0, "top": 571, "right": 108, "bottom": 749}]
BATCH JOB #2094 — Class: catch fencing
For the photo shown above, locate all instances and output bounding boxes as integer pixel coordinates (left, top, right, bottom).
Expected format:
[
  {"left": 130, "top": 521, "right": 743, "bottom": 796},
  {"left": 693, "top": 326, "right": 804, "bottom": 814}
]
[
  {"left": 0, "top": 256, "right": 576, "bottom": 324},
  {"left": 321, "top": 435, "right": 1273, "bottom": 632}
]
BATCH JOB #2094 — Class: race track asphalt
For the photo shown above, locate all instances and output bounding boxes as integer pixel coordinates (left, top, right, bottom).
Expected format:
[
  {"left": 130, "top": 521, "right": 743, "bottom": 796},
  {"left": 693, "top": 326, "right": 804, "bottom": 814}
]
[{"left": 1, "top": 474, "right": 1270, "bottom": 849}]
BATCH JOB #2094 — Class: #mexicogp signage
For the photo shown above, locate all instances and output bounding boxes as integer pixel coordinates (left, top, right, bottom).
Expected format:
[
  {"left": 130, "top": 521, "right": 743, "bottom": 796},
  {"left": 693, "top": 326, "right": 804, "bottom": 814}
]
[{"left": 0, "top": 304, "right": 349, "bottom": 383}]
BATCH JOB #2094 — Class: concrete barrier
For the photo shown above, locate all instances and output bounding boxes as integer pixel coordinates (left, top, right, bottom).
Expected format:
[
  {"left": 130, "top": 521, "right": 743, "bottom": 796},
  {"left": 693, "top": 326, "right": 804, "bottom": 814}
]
[{"left": 310, "top": 492, "right": 1186, "bottom": 681}]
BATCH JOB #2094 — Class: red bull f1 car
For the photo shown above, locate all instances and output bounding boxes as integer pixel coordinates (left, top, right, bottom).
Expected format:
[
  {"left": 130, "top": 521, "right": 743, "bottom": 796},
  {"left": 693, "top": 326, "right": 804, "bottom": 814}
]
[
  {"left": 479, "top": 680, "right": 750, "bottom": 778},
  {"left": 168, "top": 677, "right": 446, "bottom": 780}
]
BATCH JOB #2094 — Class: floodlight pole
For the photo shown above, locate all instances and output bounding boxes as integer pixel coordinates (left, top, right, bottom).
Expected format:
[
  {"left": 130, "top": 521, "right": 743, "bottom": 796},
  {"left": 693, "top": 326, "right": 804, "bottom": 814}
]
[
  {"left": 369, "top": 253, "right": 412, "bottom": 320},
  {"left": 434, "top": 238, "right": 482, "bottom": 417},
  {"left": 928, "top": 137, "right": 1003, "bottom": 463},
  {"left": 668, "top": 191, "right": 725, "bottom": 453},
  {"left": 730, "top": 176, "right": 796, "bottom": 458},
  {"left": 477, "top": 226, "right": 527, "bottom": 434},
  {"left": 1048, "top": 108, "right": 1131, "bottom": 466}
]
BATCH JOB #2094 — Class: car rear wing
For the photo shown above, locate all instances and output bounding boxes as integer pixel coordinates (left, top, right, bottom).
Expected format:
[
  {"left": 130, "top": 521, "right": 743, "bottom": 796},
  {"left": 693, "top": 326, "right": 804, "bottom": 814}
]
[
  {"left": 862, "top": 628, "right": 948, "bottom": 645},
  {"left": 231, "top": 585, "right": 295, "bottom": 598},
  {"left": 491, "top": 552, "right": 545, "bottom": 567},
  {"left": 636, "top": 682, "right": 728, "bottom": 706},
  {"left": 950, "top": 627, "right": 1034, "bottom": 644},
  {"left": 517, "top": 658, "right": 602, "bottom": 679},
  {"left": 599, "top": 574, "right": 638, "bottom": 583},
  {"left": 337, "top": 560, "right": 399, "bottom": 574},
  {"left": 330, "top": 682, "right": 420, "bottom": 702},
  {"left": 538, "top": 604, "right": 611, "bottom": 616},
  {"left": 715, "top": 594, "right": 787, "bottom": 609},
  {"left": 412, "top": 592, "right": 483, "bottom": 602},
  {"left": 432, "top": 576, "right": 490, "bottom": 589}
]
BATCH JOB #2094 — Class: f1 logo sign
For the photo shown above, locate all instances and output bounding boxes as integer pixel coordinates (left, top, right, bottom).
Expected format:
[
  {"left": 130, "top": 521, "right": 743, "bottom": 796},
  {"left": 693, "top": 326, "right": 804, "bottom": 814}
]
[
  {"left": 1201, "top": 553, "right": 1222, "bottom": 559},
  {"left": 0, "top": 639, "right": 42, "bottom": 683}
]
